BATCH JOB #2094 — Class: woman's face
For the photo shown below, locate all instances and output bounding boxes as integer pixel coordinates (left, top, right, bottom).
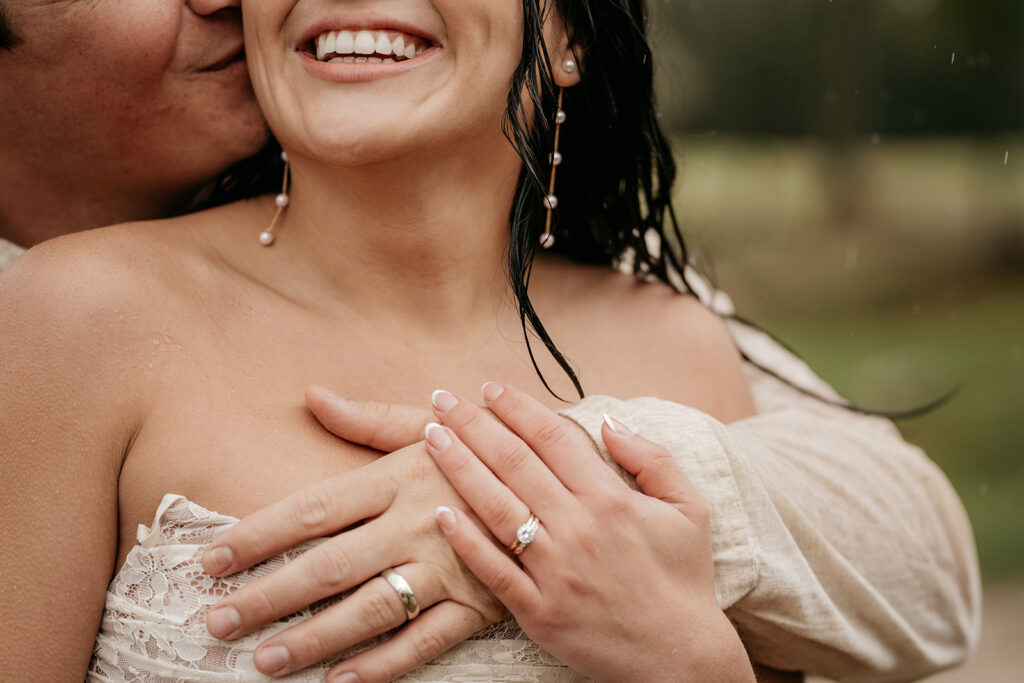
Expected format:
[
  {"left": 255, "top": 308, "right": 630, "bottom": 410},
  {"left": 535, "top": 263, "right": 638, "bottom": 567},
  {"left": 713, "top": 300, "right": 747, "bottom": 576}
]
[{"left": 244, "top": 0, "right": 539, "bottom": 166}]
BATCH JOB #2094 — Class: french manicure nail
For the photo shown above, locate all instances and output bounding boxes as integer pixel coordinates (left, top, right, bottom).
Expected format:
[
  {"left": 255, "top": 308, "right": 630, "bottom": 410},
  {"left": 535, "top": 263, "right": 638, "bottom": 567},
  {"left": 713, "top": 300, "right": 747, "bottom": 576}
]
[
  {"left": 603, "top": 413, "right": 633, "bottom": 435},
  {"left": 431, "top": 389, "right": 458, "bottom": 412},
  {"left": 254, "top": 645, "right": 291, "bottom": 675},
  {"left": 436, "top": 506, "right": 458, "bottom": 533},
  {"left": 481, "top": 382, "right": 504, "bottom": 402},
  {"left": 332, "top": 672, "right": 360, "bottom": 683},
  {"left": 424, "top": 423, "right": 452, "bottom": 451},
  {"left": 206, "top": 605, "right": 242, "bottom": 639},
  {"left": 202, "top": 546, "right": 234, "bottom": 574}
]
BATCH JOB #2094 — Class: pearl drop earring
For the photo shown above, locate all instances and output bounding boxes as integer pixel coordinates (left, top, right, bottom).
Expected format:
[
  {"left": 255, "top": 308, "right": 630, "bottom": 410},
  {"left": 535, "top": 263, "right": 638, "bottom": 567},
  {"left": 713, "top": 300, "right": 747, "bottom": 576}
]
[
  {"left": 259, "top": 151, "right": 290, "bottom": 246},
  {"left": 563, "top": 58, "right": 577, "bottom": 74},
  {"left": 541, "top": 88, "right": 566, "bottom": 249}
]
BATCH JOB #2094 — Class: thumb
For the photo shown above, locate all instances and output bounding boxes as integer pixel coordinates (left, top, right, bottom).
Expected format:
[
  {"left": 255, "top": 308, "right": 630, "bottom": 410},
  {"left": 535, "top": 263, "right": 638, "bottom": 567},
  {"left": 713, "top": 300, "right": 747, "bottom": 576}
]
[
  {"left": 601, "top": 414, "right": 704, "bottom": 515},
  {"left": 306, "top": 385, "right": 433, "bottom": 452}
]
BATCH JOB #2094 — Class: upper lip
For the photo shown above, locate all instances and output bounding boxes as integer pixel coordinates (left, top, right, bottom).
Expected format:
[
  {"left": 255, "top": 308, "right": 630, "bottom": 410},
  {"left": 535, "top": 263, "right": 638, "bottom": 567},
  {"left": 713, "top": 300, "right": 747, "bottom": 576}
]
[
  {"left": 201, "top": 43, "right": 245, "bottom": 71},
  {"left": 296, "top": 13, "right": 440, "bottom": 51}
]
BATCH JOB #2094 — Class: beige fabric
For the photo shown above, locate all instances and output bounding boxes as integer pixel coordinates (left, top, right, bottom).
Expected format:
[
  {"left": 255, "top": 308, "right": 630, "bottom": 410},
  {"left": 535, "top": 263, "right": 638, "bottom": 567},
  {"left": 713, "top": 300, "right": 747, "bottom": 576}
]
[
  {"left": 89, "top": 495, "right": 582, "bottom": 682},
  {"left": 561, "top": 318, "right": 981, "bottom": 682},
  {"left": 0, "top": 237, "right": 25, "bottom": 272}
]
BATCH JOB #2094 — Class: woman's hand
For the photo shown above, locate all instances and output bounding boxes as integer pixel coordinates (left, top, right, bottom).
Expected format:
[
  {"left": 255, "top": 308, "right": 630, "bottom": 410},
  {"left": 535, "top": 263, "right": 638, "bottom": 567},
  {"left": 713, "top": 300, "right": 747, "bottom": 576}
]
[
  {"left": 200, "top": 392, "right": 506, "bottom": 683},
  {"left": 426, "top": 383, "right": 756, "bottom": 683}
]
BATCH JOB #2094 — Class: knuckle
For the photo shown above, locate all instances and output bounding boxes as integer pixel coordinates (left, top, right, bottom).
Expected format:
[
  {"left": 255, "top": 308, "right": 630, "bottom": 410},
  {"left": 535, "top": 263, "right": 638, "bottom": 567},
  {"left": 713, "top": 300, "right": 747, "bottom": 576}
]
[
  {"left": 311, "top": 543, "right": 354, "bottom": 592},
  {"left": 530, "top": 420, "right": 566, "bottom": 451},
  {"left": 360, "top": 590, "right": 401, "bottom": 631},
  {"left": 287, "top": 624, "right": 333, "bottom": 664},
  {"left": 484, "top": 566, "right": 516, "bottom": 597},
  {"left": 402, "top": 449, "right": 438, "bottom": 485},
  {"left": 493, "top": 440, "right": 528, "bottom": 473},
  {"left": 291, "top": 487, "right": 333, "bottom": 532},
  {"left": 482, "top": 495, "right": 519, "bottom": 532},
  {"left": 410, "top": 628, "right": 449, "bottom": 663}
]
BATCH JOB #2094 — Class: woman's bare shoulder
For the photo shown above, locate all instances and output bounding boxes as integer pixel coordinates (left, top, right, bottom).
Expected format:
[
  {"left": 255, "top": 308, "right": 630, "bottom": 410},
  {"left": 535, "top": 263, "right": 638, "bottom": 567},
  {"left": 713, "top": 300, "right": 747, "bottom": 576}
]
[{"left": 538, "top": 261, "right": 756, "bottom": 423}]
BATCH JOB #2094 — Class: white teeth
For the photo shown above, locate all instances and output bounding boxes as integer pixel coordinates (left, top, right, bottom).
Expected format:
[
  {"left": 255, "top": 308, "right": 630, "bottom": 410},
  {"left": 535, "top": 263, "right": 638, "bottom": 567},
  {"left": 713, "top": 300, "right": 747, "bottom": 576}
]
[
  {"left": 342, "top": 56, "right": 355, "bottom": 63},
  {"left": 354, "top": 31, "right": 376, "bottom": 55},
  {"left": 354, "top": 56, "right": 368, "bottom": 63},
  {"left": 315, "top": 28, "right": 428, "bottom": 63},
  {"left": 336, "top": 30, "right": 355, "bottom": 54},
  {"left": 329, "top": 57, "right": 343, "bottom": 63}
]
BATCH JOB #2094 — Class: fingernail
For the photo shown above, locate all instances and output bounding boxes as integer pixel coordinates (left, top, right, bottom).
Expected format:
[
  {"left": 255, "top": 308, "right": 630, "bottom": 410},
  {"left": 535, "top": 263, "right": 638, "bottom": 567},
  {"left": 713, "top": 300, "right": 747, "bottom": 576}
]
[
  {"left": 424, "top": 423, "right": 452, "bottom": 451},
  {"left": 436, "top": 506, "right": 458, "bottom": 533},
  {"left": 603, "top": 413, "right": 633, "bottom": 435},
  {"left": 332, "top": 672, "right": 360, "bottom": 683},
  {"left": 202, "top": 546, "right": 234, "bottom": 575},
  {"left": 206, "top": 605, "right": 242, "bottom": 639},
  {"left": 481, "top": 382, "right": 504, "bottom": 402},
  {"left": 255, "top": 645, "right": 291, "bottom": 675},
  {"left": 431, "top": 389, "right": 458, "bottom": 412}
]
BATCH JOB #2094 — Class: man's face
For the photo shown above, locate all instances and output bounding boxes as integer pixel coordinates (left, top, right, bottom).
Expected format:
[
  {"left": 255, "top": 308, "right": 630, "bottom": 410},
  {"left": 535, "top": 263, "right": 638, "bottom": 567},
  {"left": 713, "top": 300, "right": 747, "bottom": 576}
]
[{"left": 0, "top": 0, "right": 267, "bottom": 204}]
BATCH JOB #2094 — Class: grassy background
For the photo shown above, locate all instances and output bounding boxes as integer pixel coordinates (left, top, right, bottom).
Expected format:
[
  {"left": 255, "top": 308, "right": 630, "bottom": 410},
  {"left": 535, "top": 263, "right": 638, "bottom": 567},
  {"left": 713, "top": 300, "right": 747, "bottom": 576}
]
[{"left": 674, "top": 136, "right": 1024, "bottom": 582}]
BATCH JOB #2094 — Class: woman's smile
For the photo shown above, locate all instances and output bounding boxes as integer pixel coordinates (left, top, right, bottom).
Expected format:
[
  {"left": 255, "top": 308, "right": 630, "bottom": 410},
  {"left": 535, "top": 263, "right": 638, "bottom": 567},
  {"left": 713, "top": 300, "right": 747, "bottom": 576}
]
[{"left": 296, "top": 14, "right": 443, "bottom": 82}]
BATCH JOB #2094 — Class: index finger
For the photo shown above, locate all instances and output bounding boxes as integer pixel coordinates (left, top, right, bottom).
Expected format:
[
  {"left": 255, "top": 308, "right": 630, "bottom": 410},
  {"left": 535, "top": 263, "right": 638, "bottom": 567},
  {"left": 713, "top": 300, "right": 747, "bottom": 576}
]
[{"left": 201, "top": 463, "right": 398, "bottom": 576}]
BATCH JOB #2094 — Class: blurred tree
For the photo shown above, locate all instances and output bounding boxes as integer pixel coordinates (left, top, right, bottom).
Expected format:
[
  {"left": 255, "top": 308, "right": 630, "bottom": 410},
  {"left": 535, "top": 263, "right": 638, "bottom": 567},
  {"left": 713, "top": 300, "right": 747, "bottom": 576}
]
[{"left": 649, "top": 0, "right": 1024, "bottom": 137}]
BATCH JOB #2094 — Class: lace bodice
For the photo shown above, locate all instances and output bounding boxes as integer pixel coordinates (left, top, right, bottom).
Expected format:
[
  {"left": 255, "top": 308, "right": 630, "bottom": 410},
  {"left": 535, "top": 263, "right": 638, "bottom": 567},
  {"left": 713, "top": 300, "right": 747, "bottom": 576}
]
[{"left": 88, "top": 494, "right": 586, "bottom": 682}]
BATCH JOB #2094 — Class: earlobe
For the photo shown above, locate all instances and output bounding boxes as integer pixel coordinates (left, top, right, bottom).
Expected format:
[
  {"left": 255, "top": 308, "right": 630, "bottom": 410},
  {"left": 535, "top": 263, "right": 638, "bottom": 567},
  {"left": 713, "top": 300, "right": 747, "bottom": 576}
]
[{"left": 553, "top": 52, "right": 582, "bottom": 88}]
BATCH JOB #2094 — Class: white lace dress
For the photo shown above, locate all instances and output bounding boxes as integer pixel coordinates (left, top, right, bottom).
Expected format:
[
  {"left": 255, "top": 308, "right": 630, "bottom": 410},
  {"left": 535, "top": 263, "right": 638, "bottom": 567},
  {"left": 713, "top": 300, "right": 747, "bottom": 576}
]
[{"left": 87, "top": 494, "right": 585, "bottom": 682}]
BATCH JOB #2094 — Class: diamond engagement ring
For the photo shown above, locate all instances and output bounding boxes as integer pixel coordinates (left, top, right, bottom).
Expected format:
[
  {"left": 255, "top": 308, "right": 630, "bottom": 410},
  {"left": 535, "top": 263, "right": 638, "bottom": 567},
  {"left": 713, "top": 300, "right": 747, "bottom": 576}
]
[
  {"left": 381, "top": 568, "right": 421, "bottom": 620},
  {"left": 509, "top": 514, "right": 541, "bottom": 556}
]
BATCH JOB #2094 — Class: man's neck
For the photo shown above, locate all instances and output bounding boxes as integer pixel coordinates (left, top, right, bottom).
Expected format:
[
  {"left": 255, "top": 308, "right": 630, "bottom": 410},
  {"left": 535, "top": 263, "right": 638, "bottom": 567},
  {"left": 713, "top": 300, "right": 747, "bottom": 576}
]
[{"left": 0, "top": 166, "right": 195, "bottom": 249}]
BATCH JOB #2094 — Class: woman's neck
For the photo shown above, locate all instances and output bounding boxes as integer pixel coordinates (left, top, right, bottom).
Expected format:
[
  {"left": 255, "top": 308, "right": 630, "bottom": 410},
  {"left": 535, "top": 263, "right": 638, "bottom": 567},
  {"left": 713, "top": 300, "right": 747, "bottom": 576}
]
[{"left": 265, "top": 140, "right": 524, "bottom": 336}]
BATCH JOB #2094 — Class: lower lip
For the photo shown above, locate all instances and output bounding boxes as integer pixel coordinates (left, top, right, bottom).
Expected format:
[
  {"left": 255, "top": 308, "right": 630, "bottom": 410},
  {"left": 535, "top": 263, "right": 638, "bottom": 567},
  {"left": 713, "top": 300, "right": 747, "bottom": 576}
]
[
  {"left": 299, "top": 47, "right": 442, "bottom": 83},
  {"left": 204, "top": 55, "right": 249, "bottom": 78}
]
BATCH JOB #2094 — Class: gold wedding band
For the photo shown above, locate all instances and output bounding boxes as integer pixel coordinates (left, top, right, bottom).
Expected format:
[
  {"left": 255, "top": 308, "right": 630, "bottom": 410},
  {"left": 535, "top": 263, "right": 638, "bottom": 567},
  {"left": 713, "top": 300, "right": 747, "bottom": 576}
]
[{"left": 382, "top": 568, "right": 420, "bottom": 620}]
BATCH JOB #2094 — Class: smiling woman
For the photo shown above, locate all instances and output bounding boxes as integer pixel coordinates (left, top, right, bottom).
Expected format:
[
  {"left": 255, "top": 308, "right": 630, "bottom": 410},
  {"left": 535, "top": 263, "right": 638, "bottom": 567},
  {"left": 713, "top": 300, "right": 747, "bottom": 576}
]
[{"left": 0, "top": 0, "right": 977, "bottom": 681}]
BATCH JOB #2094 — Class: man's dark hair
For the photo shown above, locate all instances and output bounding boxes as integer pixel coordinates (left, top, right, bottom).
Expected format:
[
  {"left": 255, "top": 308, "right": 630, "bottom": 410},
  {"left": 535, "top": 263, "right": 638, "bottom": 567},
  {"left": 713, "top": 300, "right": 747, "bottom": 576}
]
[{"left": 0, "top": 2, "right": 21, "bottom": 51}]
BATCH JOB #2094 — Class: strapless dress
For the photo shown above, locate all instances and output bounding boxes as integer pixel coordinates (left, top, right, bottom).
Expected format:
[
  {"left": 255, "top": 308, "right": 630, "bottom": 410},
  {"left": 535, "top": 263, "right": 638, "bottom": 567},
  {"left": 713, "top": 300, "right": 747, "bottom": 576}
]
[{"left": 87, "top": 494, "right": 586, "bottom": 682}]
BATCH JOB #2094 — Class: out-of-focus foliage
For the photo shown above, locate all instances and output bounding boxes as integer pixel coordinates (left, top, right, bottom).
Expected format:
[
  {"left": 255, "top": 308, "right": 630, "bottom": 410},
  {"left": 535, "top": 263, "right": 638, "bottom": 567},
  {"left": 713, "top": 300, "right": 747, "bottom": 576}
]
[{"left": 648, "top": 0, "right": 1024, "bottom": 136}]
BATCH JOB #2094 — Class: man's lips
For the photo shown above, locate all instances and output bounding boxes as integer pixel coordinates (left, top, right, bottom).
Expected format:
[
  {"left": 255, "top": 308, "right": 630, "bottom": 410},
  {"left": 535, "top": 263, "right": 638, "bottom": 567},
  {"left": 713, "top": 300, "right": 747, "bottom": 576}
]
[{"left": 201, "top": 44, "right": 246, "bottom": 72}]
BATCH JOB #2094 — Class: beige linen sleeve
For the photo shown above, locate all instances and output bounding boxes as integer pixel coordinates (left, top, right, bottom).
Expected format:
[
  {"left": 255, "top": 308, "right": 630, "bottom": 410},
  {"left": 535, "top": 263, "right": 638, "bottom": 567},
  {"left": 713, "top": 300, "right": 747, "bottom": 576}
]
[{"left": 559, "top": 319, "right": 980, "bottom": 683}]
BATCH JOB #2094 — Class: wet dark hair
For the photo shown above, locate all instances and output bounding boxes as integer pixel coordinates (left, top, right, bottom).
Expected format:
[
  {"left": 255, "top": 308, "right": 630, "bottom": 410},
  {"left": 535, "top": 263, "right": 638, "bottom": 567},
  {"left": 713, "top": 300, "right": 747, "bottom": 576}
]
[
  {"left": 0, "top": 2, "right": 21, "bottom": 51},
  {"left": 208, "top": 0, "right": 689, "bottom": 400}
]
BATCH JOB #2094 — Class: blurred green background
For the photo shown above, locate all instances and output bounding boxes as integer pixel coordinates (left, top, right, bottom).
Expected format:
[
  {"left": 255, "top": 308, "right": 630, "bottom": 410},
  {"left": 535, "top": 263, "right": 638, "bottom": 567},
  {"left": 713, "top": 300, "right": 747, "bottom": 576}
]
[{"left": 645, "top": 4, "right": 1021, "bottom": 674}]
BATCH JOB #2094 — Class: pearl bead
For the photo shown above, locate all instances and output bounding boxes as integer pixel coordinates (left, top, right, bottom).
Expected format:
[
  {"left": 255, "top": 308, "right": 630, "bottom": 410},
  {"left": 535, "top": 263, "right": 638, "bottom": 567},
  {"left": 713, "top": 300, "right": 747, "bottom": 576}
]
[
  {"left": 543, "top": 195, "right": 559, "bottom": 210},
  {"left": 280, "top": 151, "right": 289, "bottom": 163},
  {"left": 275, "top": 193, "right": 290, "bottom": 208},
  {"left": 259, "top": 231, "right": 275, "bottom": 246},
  {"left": 555, "top": 110, "right": 567, "bottom": 125},
  {"left": 563, "top": 59, "right": 577, "bottom": 74},
  {"left": 540, "top": 233, "right": 555, "bottom": 249},
  {"left": 550, "top": 151, "right": 563, "bottom": 166}
]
